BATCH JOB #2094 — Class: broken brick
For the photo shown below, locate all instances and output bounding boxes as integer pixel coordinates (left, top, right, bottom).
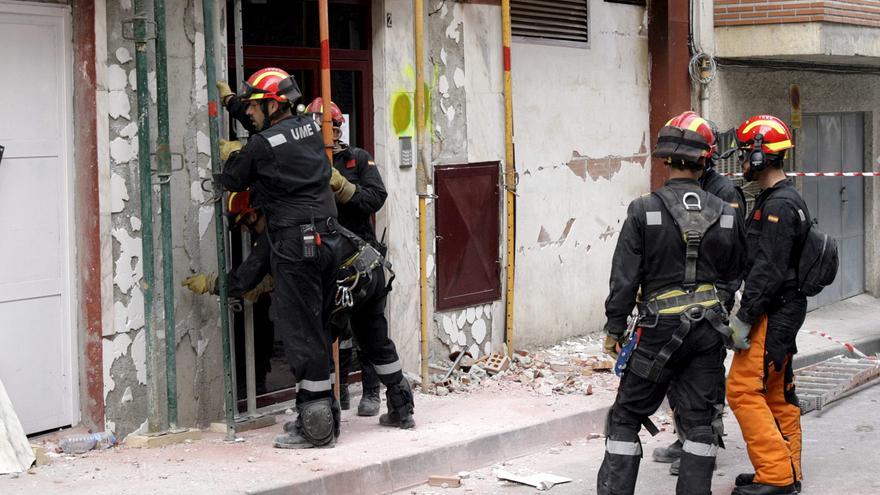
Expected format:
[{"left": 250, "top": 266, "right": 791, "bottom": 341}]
[{"left": 428, "top": 475, "right": 462, "bottom": 488}]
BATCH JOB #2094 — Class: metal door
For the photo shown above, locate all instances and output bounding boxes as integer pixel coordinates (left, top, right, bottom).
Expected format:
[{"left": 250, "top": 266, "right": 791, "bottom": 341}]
[
  {"left": 799, "top": 113, "right": 865, "bottom": 309},
  {"left": 0, "top": 3, "right": 76, "bottom": 434}
]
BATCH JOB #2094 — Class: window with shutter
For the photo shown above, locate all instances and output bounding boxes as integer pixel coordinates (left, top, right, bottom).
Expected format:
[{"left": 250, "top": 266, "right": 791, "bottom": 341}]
[
  {"left": 435, "top": 163, "right": 502, "bottom": 311},
  {"left": 511, "top": 0, "right": 588, "bottom": 44}
]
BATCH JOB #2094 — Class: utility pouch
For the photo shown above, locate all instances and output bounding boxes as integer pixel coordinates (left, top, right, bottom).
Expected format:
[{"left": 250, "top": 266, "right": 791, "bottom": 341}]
[{"left": 300, "top": 223, "right": 317, "bottom": 259}]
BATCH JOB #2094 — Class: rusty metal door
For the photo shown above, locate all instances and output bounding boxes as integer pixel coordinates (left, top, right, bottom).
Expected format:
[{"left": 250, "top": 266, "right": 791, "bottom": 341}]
[{"left": 435, "top": 163, "right": 502, "bottom": 311}]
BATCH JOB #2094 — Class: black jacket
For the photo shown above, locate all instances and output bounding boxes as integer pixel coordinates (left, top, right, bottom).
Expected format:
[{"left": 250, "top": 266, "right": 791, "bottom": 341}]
[
  {"left": 604, "top": 179, "right": 747, "bottom": 335},
  {"left": 700, "top": 168, "right": 747, "bottom": 309},
  {"left": 219, "top": 114, "right": 337, "bottom": 230},
  {"left": 333, "top": 145, "right": 387, "bottom": 247},
  {"left": 226, "top": 231, "right": 270, "bottom": 297},
  {"left": 736, "top": 179, "right": 811, "bottom": 324}
]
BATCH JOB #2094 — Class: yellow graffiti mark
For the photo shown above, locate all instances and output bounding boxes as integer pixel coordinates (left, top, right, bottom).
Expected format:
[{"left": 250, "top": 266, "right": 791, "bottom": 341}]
[{"left": 392, "top": 92, "right": 413, "bottom": 136}]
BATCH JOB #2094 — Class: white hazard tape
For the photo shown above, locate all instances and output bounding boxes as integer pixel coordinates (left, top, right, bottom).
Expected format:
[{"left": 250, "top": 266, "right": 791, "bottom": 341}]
[
  {"left": 806, "top": 330, "right": 873, "bottom": 359},
  {"left": 722, "top": 172, "right": 880, "bottom": 177}
]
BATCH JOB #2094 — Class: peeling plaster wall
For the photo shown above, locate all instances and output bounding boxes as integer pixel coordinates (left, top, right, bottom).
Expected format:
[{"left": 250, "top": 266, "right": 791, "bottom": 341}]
[
  {"left": 99, "top": 0, "right": 225, "bottom": 436},
  {"left": 707, "top": 67, "right": 880, "bottom": 297},
  {"left": 376, "top": 1, "right": 509, "bottom": 369},
  {"left": 511, "top": 3, "right": 651, "bottom": 347}
]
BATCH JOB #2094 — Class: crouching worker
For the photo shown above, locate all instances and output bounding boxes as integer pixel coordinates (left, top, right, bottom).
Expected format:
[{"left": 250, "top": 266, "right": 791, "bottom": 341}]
[{"left": 598, "top": 111, "right": 746, "bottom": 495}]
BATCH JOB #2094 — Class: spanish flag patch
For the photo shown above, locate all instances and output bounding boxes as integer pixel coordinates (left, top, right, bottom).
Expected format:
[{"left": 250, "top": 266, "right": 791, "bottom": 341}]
[{"left": 767, "top": 214, "right": 780, "bottom": 223}]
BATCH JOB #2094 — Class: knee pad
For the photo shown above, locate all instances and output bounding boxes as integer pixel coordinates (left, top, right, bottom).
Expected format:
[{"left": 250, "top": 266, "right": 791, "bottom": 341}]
[{"left": 299, "top": 399, "right": 336, "bottom": 446}]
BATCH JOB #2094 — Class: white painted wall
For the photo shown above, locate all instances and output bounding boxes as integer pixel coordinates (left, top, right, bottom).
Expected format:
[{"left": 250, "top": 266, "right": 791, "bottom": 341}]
[{"left": 510, "top": 1, "right": 651, "bottom": 347}]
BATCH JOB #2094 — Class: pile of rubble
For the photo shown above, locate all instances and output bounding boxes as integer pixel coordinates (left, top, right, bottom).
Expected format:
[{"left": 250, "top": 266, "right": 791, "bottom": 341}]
[{"left": 427, "top": 334, "right": 620, "bottom": 397}]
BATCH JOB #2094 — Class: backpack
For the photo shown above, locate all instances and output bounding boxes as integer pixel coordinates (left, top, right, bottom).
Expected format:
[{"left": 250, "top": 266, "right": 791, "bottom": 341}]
[{"left": 797, "top": 225, "right": 839, "bottom": 296}]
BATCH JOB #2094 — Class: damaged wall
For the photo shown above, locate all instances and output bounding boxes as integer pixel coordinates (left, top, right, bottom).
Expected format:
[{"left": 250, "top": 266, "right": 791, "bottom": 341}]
[
  {"left": 375, "top": 0, "right": 508, "bottom": 372},
  {"left": 98, "top": 0, "right": 225, "bottom": 437},
  {"left": 707, "top": 67, "right": 880, "bottom": 297},
  {"left": 511, "top": 2, "right": 651, "bottom": 347}
]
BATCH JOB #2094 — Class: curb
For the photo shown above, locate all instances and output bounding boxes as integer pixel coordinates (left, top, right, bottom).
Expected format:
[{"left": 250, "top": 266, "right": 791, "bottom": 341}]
[
  {"left": 250, "top": 403, "right": 610, "bottom": 495},
  {"left": 793, "top": 335, "right": 880, "bottom": 370}
]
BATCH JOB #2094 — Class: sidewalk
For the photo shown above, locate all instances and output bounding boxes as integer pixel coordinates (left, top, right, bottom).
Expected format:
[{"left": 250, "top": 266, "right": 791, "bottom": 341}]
[{"left": 2, "top": 295, "right": 878, "bottom": 495}]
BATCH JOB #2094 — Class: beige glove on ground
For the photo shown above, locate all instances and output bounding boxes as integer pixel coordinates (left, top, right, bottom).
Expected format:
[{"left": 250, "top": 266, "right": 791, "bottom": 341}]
[
  {"left": 216, "top": 81, "right": 234, "bottom": 105},
  {"left": 219, "top": 139, "right": 242, "bottom": 161},
  {"left": 182, "top": 273, "right": 218, "bottom": 295},
  {"left": 330, "top": 167, "right": 357, "bottom": 204}
]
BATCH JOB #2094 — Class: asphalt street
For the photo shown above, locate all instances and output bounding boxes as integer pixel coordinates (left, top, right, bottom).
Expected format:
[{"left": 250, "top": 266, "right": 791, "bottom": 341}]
[{"left": 399, "top": 382, "right": 880, "bottom": 495}]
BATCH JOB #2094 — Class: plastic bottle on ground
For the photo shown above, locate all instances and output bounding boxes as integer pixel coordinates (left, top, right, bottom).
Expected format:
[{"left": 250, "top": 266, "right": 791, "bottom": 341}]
[{"left": 58, "top": 431, "right": 117, "bottom": 454}]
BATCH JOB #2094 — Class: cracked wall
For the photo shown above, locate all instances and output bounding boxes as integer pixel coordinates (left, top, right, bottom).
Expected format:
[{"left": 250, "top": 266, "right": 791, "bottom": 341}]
[
  {"left": 99, "top": 0, "right": 225, "bottom": 437},
  {"left": 512, "top": 2, "right": 651, "bottom": 347}
]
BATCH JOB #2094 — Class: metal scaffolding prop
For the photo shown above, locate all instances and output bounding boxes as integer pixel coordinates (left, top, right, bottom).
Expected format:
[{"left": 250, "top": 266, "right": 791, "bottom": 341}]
[{"left": 201, "top": 0, "right": 237, "bottom": 441}]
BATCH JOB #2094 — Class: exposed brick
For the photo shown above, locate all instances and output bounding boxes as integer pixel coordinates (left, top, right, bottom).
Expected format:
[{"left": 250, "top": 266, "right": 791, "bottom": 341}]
[
  {"left": 728, "top": 5, "right": 757, "bottom": 11},
  {"left": 755, "top": 4, "right": 785, "bottom": 10},
  {"left": 716, "top": 12, "right": 743, "bottom": 20}
]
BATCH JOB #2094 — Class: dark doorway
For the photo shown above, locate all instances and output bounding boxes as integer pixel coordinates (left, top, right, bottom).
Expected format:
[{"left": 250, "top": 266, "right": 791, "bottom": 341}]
[{"left": 225, "top": 0, "right": 374, "bottom": 410}]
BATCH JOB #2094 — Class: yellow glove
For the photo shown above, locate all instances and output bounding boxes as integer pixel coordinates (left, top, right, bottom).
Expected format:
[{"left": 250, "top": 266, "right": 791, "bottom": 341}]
[
  {"left": 182, "top": 273, "right": 218, "bottom": 295},
  {"left": 604, "top": 334, "right": 624, "bottom": 360},
  {"left": 219, "top": 139, "right": 242, "bottom": 161},
  {"left": 330, "top": 167, "right": 357, "bottom": 204},
  {"left": 242, "top": 275, "right": 274, "bottom": 302},
  {"left": 216, "top": 81, "right": 234, "bottom": 105}
]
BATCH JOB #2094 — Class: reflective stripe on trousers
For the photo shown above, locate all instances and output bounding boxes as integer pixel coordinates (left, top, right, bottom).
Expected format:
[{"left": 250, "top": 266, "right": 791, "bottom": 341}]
[
  {"left": 298, "top": 377, "right": 334, "bottom": 393},
  {"left": 605, "top": 439, "right": 642, "bottom": 456},
  {"left": 683, "top": 440, "right": 718, "bottom": 457},
  {"left": 373, "top": 360, "right": 402, "bottom": 376}
]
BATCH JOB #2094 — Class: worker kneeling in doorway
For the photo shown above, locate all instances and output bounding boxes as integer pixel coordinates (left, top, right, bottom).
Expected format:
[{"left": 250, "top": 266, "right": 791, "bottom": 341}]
[{"left": 597, "top": 111, "right": 746, "bottom": 495}]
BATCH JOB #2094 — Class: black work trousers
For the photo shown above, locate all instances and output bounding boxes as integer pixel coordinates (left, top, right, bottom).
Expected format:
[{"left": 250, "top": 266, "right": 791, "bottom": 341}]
[
  {"left": 598, "top": 315, "right": 725, "bottom": 495},
  {"left": 341, "top": 270, "right": 404, "bottom": 388},
  {"left": 269, "top": 228, "right": 340, "bottom": 405}
]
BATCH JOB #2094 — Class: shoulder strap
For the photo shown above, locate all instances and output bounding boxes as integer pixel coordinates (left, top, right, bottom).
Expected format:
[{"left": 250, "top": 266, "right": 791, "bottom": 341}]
[{"left": 652, "top": 187, "right": 724, "bottom": 290}]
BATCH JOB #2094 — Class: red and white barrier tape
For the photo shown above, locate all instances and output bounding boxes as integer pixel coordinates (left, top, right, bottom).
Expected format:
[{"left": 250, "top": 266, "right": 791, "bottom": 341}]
[
  {"left": 806, "top": 330, "right": 872, "bottom": 359},
  {"left": 722, "top": 172, "right": 880, "bottom": 177}
]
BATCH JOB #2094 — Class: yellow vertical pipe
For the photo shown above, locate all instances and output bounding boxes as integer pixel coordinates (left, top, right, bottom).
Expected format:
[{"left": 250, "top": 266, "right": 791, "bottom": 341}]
[
  {"left": 318, "top": 0, "right": 341, "bottom": 400},
  {"left": 501, "top": 0, "right": 516, "bottom": 357},
  {"left": 414, "top": 0, "right": 430, "bottom": 392}
]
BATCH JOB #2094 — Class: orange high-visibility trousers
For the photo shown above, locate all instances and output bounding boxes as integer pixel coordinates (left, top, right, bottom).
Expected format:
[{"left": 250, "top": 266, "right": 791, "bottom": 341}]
[{"left": 727, "top": 315, "right": 802, "bottom": 486}]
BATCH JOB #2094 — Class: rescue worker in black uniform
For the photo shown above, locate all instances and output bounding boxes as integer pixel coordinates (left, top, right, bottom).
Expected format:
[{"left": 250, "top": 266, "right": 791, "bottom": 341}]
[
  {"left": 218, "top": 73, "right": 415, "bottom": 434},
  {"left": 217, "top": 67, "right": 345, "bottom": 449},
  {"left": 654, "top": 119, "right": 748, "bottom": 475},
  {"left": 598, "top": 111, "right": 746, "bottom": 495},
  {"left": 305, "top": 97, "right": 388, "bottom": 417},
  {"left": 181, "top": 190, "right": 275, "bottom": 394},
  {"left": 726, "top": 115, "right": 810, "bottom": 495}
]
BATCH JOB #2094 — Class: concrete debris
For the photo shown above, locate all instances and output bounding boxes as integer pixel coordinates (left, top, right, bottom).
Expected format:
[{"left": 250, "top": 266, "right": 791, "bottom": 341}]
[
  {"left": 427, "top": 334, "right": 619, "bottom": 399},
  {"left": 494, "top": 469, "right": 572, "bottom": 491},
  {"left": 428, "top": 474, "right": 462, "bottom": 488}
]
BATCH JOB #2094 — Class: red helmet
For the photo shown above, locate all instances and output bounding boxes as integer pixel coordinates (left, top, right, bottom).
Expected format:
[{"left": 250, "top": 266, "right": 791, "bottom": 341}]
[
  {"left": 652, "top": 111, "right": 716, "bottom": 163},
  {"left": 226, "top": 190, "right": 256, "bottom": 226},
  {"left": 306, "top": 97, "right": 345, "bottom": 126},
  {"left": 736, "top": 115, "right": 793, "bottom": 155},
  {"left": 240, "top": 67, "right": 301, "bottom": 103}
]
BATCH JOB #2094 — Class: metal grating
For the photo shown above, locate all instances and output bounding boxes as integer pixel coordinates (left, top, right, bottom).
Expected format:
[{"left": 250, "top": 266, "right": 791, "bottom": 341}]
[
  {"left": 795, "top": 355, "right": 880, "bottom": 414},
  {"left": 511, "top": 0, "right": 588, "bottom": 44}
]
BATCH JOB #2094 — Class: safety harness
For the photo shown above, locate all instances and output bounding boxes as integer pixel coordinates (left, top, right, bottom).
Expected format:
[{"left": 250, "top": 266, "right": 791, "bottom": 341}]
[
  {"left": 333, "top": 226, "right": 395, "bottom": 313},
  {"left": 626, "top": 188, "right": 733, "bottom": 384}
]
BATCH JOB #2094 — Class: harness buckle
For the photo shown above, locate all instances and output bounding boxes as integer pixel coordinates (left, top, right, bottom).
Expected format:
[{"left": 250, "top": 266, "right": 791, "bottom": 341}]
[{"left": 682, "top": 192, "right": 702, "bottom": 211}]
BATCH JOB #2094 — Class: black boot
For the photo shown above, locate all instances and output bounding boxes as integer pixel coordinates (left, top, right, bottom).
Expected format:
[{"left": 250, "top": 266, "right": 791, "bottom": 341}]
[
  {"left": 732, "top": 482, "right": 797, "bottom": 495},
  {"left": 358, "top": 386, "right": 381, "bottom": 417},
  {"left": 653, "top": 439, "right": 683, "bottom": 463},
  {"left": 735, "top": 474, "right": 800, "bottom": 493},
  {"left": 596, "top": 433, "right": 641, "bottom": 495},
  {"left": 675, "top": 451, "right": 715, "bottom": 495},
  {"left": 379, "top": 378, "right": 415, "bottom": 429}
]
